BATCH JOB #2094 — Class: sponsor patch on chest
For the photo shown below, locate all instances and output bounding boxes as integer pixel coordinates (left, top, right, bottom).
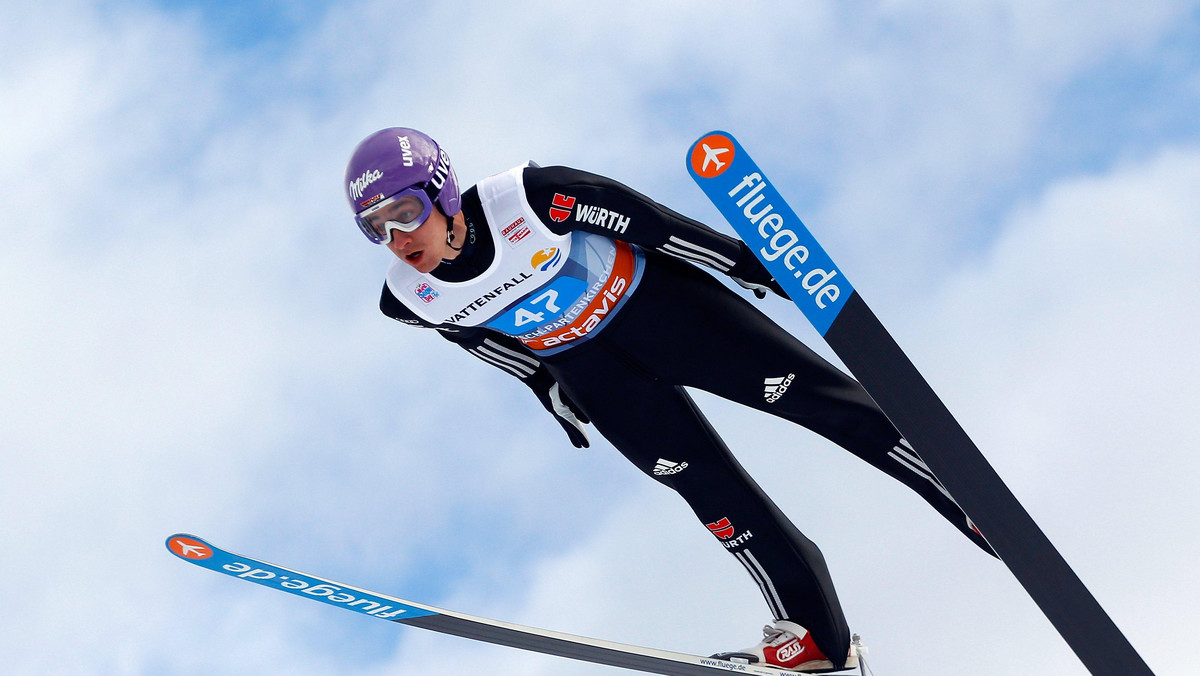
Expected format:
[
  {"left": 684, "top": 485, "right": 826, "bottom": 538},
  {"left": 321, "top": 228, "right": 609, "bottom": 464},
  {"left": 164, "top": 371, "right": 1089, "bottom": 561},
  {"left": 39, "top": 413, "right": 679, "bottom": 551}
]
[
  {"left": 413, "top": 281, "right": 440, "bottom": 304},
  {"left": 502, "top": 216, "right": 532, "bottom": 247}
]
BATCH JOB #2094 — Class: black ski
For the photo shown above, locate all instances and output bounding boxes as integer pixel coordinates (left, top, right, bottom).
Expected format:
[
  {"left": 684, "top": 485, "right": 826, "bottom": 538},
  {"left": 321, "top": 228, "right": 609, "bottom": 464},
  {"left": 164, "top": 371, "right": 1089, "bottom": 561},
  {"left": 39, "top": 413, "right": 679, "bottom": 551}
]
[{"left": 687, "top": 131, "right": 1152, "bottom": 676}]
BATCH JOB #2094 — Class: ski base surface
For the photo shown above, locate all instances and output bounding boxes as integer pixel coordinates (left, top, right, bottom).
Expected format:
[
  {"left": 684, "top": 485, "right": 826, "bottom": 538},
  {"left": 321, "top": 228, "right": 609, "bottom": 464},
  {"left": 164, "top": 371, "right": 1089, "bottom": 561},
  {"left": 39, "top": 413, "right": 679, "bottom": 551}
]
[{"left": 167, "top": 534, "right": 860, "bottom": 675}]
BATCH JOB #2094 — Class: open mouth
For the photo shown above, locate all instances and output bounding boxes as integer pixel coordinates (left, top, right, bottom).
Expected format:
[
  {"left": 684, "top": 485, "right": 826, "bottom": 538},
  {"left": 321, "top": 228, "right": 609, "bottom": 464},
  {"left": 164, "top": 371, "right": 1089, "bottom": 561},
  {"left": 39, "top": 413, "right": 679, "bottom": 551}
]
[{"left": 405, "top": 250, "right": 423, "bottom": 264}]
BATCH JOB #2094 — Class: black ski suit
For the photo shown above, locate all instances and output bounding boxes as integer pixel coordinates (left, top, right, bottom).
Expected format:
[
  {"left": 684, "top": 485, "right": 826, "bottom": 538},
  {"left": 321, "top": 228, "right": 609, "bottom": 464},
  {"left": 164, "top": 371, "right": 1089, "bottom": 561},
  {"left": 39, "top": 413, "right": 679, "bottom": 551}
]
[{"left": 380, "top": 165, "right": 995, "bottom": 665}]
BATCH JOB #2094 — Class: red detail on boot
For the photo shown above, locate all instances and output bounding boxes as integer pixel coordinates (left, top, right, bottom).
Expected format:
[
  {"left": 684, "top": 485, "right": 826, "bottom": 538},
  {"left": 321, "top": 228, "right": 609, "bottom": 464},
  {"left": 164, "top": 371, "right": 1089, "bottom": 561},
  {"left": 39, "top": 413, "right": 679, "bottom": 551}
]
[{"left": 764, "top": 629, "right": 826, "bottom": 670}]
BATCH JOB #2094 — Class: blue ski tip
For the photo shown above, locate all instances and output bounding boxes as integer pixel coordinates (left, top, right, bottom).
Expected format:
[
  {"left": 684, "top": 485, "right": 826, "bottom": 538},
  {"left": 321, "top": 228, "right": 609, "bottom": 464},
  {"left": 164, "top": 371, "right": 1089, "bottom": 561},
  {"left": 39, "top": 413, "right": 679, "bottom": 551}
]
[
  {"left": 166, "top": 533, "right": 438, "bottom": 621},
  {"left": 687, "top": 131, "right": 853, "bottom": 336},
  {"left": 166, "top": 533, "right": 212, "bottom": 560}
]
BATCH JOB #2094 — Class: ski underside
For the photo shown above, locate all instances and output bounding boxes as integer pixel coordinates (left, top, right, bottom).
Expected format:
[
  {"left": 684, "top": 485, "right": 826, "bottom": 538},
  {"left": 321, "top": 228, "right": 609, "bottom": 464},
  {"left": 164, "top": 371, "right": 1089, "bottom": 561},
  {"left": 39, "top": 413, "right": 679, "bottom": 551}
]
[{"left": 166, "top": 534, "right": 864, "bottom": 675}]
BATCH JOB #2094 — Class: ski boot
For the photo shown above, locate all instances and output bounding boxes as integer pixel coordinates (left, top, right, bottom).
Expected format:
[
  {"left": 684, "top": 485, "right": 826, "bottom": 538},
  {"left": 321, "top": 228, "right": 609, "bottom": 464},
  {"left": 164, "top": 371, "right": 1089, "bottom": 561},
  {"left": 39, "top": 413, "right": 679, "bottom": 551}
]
[{"left": 711, "top": 620, "right": 859, "bottom": 673}]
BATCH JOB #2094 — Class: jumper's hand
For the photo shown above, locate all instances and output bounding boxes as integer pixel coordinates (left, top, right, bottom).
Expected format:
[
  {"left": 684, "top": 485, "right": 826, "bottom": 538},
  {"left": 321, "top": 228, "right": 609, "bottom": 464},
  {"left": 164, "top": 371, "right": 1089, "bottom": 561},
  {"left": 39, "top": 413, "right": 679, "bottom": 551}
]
[
  {"left": 733, "top": 276, "right": 787, "bottom": 300},
  {"left": 534, "top": 382, "right": 591, "bottom": 448},
  {"left": 729, "top": 244, "right": 790, "bottom": 300}
]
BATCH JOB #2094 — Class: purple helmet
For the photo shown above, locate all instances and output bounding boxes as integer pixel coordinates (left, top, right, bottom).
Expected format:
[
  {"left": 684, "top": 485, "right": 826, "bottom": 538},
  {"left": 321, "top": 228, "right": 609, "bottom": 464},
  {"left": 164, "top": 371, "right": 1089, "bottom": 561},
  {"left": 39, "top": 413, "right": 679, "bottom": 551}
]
[{"left": 344, "top": 128, "right": 462, "bottom": 244}]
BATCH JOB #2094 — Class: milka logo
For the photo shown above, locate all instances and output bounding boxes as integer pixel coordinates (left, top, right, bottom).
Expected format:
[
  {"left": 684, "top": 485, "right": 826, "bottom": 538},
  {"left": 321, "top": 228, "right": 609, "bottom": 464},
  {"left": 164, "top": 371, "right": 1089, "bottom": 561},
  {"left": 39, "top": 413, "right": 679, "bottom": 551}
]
[
  {"left": 349, "top": 169, "right": 383, "bottom": 200},
  {"left": 726, "top": 173, "right": 842, "bottom": 309}
]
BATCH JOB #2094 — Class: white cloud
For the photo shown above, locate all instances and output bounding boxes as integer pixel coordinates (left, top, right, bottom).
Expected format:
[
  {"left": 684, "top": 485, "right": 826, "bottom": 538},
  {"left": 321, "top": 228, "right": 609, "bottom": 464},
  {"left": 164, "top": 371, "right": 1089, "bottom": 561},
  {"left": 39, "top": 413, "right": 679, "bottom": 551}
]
[
  {"left": 924, "top": 146, "right": 1200, "bottom": 671},
  {"left": 2, "top": 0, "right": 1197, "bottom": 674}
]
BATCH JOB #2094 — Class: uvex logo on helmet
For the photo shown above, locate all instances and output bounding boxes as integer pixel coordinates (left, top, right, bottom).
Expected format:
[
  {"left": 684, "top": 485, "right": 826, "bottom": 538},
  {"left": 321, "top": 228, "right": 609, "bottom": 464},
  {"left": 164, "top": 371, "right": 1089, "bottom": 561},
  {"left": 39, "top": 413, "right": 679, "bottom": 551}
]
[
  {"left": 349, "top": 169, "right": 383, "bottom": 200},
  {"left": 396, "top": 135, "right": 414, "bottom": 166},
  {"left": 431, "top": 149, "right": 452, "bottom": 190}
]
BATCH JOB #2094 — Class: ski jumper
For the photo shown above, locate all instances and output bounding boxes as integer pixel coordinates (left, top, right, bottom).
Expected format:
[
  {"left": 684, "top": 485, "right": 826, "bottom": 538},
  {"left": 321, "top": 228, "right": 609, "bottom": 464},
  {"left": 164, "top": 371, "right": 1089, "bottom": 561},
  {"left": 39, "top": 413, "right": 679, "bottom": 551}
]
[{"left": 380, "top": 164, "right": 996, "bottom": 665}]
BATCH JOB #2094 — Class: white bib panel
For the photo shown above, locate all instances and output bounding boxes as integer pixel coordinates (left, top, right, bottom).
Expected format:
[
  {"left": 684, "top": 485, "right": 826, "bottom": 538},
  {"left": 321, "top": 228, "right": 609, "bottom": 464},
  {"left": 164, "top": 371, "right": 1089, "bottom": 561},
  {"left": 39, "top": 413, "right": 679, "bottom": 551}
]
[{"left": 385, "top": 164, "right": 571, "bottom": 327}]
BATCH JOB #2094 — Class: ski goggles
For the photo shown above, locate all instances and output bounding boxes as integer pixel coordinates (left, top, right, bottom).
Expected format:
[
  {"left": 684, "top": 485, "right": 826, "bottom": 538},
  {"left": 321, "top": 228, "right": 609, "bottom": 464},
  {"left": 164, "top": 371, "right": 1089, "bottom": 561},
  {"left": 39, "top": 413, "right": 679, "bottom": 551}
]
[{"left": 354, "top": 182, "right": 440, "bottom": 245}]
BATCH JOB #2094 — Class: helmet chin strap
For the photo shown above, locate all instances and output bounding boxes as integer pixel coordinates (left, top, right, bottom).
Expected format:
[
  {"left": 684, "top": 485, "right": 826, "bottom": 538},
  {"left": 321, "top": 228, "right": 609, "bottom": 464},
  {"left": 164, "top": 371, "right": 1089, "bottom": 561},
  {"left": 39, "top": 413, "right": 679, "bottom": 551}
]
[
  {"left": 445, "top": 210, "right": 475, "bottom": 253},
  {"left": 445, "top": 210, "right": 464, "bottom": 251}
]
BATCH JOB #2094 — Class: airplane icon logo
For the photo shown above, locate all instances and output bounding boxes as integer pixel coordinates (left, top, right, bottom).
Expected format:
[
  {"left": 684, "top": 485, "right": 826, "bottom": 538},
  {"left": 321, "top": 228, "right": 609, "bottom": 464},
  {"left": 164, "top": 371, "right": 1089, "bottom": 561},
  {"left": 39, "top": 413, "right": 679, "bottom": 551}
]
[
  {"left": 168, "top": 535, "right": 212, "bottom": 560},
  {"left": 690, "top": 133, "right": 736, "bottom": 178},
  {"left": 700, "top": 143, "right": 729, "bottom": 172}
]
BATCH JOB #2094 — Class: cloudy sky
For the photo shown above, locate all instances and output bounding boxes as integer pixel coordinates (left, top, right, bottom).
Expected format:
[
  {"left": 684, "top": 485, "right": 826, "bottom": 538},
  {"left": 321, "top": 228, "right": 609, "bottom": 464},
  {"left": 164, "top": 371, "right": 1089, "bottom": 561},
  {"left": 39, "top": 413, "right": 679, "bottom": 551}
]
[{"left": 2, "top": 1, "right": 1198, "bottom": 674}]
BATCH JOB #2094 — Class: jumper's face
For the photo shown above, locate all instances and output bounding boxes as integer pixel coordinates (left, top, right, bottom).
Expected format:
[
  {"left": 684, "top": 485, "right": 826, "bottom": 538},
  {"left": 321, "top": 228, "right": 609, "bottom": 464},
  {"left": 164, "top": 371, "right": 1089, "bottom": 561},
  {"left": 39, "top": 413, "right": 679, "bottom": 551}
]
[{"left": 385, "top": 207, "right": 451, "bottom": 274}]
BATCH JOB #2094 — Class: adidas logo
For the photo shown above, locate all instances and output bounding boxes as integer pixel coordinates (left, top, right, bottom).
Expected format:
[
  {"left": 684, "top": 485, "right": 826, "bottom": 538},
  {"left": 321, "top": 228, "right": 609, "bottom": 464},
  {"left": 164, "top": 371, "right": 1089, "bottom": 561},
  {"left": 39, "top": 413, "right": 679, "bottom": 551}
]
[
  {"left": 653, "top": 458, "right": 689, "bottom": 476},
  {"left": 764, "top": 374, "right": 795, "bottom": 403}
]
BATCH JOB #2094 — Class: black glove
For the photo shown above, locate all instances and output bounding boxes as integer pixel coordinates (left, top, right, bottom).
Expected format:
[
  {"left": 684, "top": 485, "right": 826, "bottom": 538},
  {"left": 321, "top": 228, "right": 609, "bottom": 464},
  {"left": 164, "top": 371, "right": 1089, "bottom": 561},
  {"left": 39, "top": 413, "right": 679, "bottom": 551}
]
[
  {"left": 729, "top": 244, "right": 790, "bottom": 300},
  {"left": 531, "top": 379, "right": 591, "bottom": 448}
]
